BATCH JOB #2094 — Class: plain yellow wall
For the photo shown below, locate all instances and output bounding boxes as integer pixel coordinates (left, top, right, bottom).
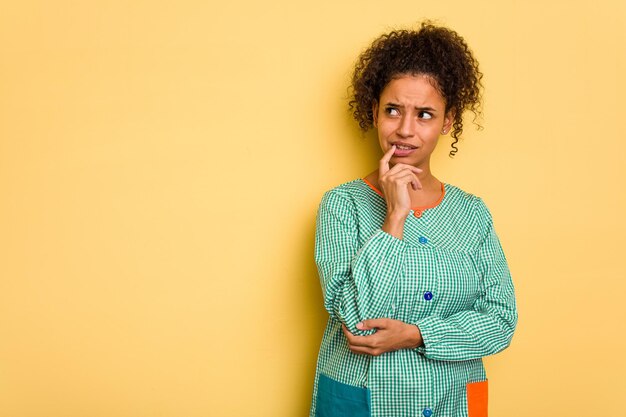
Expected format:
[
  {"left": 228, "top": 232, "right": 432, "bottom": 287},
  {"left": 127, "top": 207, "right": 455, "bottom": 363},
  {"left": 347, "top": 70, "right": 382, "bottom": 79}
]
[{"left": 1, "top": 0, "right": 625, "bottom": 416}]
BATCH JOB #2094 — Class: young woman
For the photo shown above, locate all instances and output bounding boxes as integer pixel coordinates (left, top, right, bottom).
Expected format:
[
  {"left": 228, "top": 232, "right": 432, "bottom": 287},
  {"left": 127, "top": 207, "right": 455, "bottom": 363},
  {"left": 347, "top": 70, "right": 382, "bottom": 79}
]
[{"left": 311, "top": 22, "right": 518, "bottom": 417}]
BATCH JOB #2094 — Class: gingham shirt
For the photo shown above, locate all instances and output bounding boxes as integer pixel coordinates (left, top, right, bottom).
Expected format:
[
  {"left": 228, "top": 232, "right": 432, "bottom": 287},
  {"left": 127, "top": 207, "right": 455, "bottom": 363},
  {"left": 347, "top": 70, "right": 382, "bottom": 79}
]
[{"left": 310, "top": 179, "right": 517, "bottom": 417}]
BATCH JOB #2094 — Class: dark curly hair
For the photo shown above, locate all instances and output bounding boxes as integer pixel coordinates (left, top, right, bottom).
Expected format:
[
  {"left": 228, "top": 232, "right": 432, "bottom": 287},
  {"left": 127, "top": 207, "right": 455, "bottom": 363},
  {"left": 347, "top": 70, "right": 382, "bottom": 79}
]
[{"left": 349, "top": 21, "right": 483, "bottom": 156}]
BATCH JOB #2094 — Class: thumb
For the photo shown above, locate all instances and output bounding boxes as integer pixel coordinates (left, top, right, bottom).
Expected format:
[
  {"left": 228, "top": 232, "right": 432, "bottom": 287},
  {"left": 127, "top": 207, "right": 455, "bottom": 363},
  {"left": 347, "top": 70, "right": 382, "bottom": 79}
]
[{"left": 356, "top": 318, "right": 388, "bottom": 330}]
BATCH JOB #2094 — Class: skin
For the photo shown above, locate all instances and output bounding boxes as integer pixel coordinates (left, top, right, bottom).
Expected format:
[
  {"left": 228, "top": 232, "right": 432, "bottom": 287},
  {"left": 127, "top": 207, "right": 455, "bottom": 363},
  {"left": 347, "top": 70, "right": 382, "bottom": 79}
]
[{"left": 343, "top": 74, "right": 455, "bottom": 356}]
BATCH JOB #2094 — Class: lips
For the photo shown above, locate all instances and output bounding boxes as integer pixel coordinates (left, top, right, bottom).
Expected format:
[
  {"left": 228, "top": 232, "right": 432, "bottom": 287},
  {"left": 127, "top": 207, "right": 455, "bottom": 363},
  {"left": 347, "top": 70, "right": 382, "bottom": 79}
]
[
  {"left": 392, "top": 141, "right": 417, "bottom": 149},
  {"left": 391, "top": 142, "right": 417, "bottom": 157}
]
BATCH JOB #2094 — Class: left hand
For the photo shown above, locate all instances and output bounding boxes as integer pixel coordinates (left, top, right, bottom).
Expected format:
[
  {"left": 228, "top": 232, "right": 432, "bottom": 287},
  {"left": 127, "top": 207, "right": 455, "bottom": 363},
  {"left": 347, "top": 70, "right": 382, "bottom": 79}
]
[{"left": 342, "top": 318, "right": 424, "bottom": 356}]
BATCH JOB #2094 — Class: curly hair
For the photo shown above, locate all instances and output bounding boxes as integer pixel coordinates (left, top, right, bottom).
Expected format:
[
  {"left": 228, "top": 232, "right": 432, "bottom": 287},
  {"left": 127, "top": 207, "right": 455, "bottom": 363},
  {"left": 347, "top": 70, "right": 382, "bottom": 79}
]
[{"left": 349, "top": 21, "right": 483, "bottom": 157}]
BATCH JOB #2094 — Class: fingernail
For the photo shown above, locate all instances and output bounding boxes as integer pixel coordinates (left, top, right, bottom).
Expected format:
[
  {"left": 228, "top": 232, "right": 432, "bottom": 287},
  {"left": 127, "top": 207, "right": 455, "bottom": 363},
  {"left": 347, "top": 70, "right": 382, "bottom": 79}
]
[{"left": 356, "top": 322, "right": 364, "bottom": 329}]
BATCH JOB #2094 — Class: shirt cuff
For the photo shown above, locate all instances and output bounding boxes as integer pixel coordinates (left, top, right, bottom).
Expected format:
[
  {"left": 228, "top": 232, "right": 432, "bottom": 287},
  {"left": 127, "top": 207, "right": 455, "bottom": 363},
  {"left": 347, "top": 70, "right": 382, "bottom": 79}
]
[{"left": 414, "top": 316, "right": 441, "bottom": 357}]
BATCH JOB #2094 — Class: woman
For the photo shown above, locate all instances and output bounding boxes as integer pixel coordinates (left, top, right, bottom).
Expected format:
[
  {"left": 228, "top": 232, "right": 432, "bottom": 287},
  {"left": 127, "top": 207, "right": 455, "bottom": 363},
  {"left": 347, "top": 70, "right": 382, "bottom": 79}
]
[{"left": 311, "top": 22, "right": 518, "bottom": 417}]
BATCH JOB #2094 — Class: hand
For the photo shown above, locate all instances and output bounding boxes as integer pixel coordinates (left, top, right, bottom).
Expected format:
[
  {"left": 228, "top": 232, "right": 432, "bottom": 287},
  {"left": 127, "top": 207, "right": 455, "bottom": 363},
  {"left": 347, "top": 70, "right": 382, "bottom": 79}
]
[
  {"left": 341, "top": 318, "right": 423, "bottom": 356},
  {"left": 378, "top": 146, "right": 422, "bottom": 238}
]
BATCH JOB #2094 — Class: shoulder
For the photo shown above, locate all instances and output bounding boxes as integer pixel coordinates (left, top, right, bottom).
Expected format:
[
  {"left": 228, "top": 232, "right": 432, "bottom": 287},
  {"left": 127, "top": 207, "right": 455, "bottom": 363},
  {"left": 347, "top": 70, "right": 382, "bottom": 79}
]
[
  {"left": 316, "top": 178, "right": 384, "bottom": 228},
  {"left": 322, "top": 179, "right": 371, "bottom": 199},
  {"left": 319, "top": 179, "right": 371, "bottom": 209},
  {"left": 443, "top": 183, "right": 494, "bottom": 235},
  {"left": 443, "top": 183, "right": 478, "bottom": 203},
  {"left": 444, "top": 183, "right": 490, "bottom": 210}
]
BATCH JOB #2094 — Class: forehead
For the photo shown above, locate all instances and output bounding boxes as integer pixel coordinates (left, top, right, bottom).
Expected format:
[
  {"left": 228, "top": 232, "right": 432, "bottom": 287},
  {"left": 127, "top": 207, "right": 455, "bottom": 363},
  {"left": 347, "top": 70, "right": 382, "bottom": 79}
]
[{"left": 380, "top": 74, "right": 445, "bottom": 108}]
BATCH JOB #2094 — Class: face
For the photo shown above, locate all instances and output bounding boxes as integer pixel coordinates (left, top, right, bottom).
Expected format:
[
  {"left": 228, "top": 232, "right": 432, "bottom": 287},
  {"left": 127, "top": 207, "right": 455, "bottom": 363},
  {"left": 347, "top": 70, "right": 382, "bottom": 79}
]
[{"left": 373, "top": 74, "right": 454, "bottom": 169}]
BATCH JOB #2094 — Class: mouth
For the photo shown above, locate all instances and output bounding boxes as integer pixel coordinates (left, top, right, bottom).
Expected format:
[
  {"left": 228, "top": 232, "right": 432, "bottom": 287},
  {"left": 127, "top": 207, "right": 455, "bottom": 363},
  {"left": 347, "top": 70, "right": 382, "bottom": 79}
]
[
  {"left": 391, "top": 142, "right": 418, "bottom": 157},
  {"left": 392, "top": 141, "right": 417, "bottom": 149}
]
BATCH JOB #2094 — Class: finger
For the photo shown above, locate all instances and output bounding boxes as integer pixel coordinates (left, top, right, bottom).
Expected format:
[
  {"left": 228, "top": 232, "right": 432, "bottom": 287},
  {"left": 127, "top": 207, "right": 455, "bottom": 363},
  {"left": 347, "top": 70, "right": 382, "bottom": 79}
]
[
  {"left": 412, "top": 175, "right": 422, "bottom": 190},
  {"left": 341, "top": 324, "right": 354, "bottom": 339},
  {"left": 384, "top": 163, "right": 423, "bottom": 176},
  {"left": 385, "top": 171, "right": 423, "bottom": 191},
  {"left": 347, "top": 345, "right": 383, "bottom": 356},
  {"left": 342, "top": 325, "right": 359, "bottom": 347},
  {"left": 382, "top": 171, "right": 422, "bottom": 190},
  {"left": 344, "top": 331, "right": 381, "bottom": 348},
  {"left": 379, "top": 145, "right": 396, "bottom": 176},
  {"left": 358, "top": 318, "right": 389, "bottom": 330},
  {"left": 342, "top": 324, "right": 368, "bottom": 346},
  {"left": 381, "top": 169, "right": 422, "bottom": 190}
]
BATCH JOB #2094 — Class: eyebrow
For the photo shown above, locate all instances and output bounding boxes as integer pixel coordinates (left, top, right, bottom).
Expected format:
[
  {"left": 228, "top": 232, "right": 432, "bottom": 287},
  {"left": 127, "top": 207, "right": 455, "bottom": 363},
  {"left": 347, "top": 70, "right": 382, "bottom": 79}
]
[{"left": 384, "top": 102, "right": 438, "bottom": 112}]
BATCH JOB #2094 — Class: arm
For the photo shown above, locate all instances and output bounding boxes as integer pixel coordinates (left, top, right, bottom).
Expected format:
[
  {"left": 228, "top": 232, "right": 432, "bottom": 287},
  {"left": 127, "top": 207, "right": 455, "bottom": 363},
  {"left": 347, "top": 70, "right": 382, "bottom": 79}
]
[
  {"left": 315, "top": 190, "right": 406, "bottom": 335},
  {"left": 414, "top": 199, "right": 518, "bottom": 361},
  {"left": 316, "top": 146, "right": 422, "bottom": 338}
]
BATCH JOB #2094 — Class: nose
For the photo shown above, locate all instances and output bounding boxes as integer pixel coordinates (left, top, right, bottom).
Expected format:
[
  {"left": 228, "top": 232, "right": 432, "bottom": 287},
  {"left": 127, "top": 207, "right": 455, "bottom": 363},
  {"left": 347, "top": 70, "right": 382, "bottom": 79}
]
[{"left": 397, "top": 114, "right": 415, "bottom": 137}]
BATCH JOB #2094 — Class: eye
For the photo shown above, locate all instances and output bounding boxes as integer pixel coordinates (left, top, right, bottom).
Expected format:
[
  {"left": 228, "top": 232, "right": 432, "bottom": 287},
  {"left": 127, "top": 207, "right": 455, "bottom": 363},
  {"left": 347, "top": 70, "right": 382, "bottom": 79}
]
[
  {"left": 418, "top": 111, "right": 433, "bottom": 120},
  {"left": 385, "top": 107, "right": 400, "bottom": 117}
]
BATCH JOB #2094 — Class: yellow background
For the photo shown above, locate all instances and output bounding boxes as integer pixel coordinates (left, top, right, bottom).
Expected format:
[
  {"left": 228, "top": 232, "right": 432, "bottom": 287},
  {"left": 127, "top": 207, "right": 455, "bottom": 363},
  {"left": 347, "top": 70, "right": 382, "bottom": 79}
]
[{"left": 1, "top": 0, "right": 625, "bottom": 416}]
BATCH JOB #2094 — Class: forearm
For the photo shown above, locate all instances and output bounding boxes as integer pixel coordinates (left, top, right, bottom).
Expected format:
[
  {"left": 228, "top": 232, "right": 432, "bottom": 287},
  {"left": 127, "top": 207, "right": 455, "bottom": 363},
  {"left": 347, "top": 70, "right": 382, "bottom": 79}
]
[
  {"left": 411, "top": 198, "right": 518, "bottom": 362},
  {"left": 319, "top": 229, "right": 406, "bottom": 334},
  {"left": 316, "top": 189, "right": 410, "bottom": 335},
  {"left": 381, "top": 212, "right": 407, "bottom": 240},
  {"left": 415, "top": 301, "right": 517, "bottom": 361}
]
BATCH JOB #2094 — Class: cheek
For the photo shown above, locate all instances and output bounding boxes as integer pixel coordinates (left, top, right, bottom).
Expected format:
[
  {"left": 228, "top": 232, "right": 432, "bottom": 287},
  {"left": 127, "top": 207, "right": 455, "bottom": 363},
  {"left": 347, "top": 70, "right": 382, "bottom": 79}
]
[
  {"left": 378, "top": 121, "right": 396, "bottom": 137},
  {"left": 417, "top": 126, "right": 440, "bottom": 142},
  {"left": 378, "top": 129, "right": 390, "bottom": 148}
]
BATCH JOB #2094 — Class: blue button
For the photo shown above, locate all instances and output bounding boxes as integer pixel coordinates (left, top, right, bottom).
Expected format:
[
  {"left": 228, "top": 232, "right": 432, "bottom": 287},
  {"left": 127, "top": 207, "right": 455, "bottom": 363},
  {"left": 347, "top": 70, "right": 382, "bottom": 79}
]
[
  {"left": 423, "top": 407, "right": 433, "bottom": 417},
  {"left": 418, "top": 236, "right": 428, "bottom": 244},
  {"left": 424, "top": 291, "right": 433, "bottom": 301}
]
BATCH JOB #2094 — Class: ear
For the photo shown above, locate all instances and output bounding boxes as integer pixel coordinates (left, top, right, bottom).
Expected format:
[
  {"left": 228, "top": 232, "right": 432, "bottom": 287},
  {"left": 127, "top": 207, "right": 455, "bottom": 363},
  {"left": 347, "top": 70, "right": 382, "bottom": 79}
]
[
  {"left": 442, "top": 108, "right": 456, "bottom": 134},
  {"left": 372, "top": 100, "right": 379, "bottom": 128}
]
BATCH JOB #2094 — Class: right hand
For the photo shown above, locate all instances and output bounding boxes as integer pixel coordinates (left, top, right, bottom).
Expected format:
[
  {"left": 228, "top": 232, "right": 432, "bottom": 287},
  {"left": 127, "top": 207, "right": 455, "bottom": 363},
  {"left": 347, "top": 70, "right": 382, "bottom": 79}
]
[{"left": 378, "top": 145, "right": 423, "bottom": 220}]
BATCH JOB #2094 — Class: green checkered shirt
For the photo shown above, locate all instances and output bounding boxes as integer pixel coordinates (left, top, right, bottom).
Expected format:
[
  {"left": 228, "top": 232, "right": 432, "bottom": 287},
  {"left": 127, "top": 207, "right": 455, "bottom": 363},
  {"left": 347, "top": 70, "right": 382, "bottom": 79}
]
[{"left": 310, "top": 179, "right": 517, "bottom": 417}]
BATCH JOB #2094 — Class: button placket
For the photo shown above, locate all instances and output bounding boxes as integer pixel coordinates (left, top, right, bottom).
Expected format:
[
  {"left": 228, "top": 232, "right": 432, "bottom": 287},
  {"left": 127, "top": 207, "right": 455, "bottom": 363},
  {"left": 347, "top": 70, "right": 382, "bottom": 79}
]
[{"left": 418, "top": 236, "right": 434, "bottom": 302}]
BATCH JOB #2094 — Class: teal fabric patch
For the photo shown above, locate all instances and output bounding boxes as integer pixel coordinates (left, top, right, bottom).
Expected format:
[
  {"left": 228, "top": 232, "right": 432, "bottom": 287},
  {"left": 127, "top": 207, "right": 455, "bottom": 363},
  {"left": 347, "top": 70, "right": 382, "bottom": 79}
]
[{"left": 316, "top": 374, "right": 371, "bottom": 417}]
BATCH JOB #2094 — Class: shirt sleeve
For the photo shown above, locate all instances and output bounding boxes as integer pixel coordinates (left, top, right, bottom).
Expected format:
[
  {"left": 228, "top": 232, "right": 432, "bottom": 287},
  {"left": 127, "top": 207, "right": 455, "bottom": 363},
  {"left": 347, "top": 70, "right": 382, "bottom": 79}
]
[
  {"left": 414, "top": 198, "right": 518, "bottom": 361},
  {"left": 315, "top": 190, "right": 406, "bottom": 335}
]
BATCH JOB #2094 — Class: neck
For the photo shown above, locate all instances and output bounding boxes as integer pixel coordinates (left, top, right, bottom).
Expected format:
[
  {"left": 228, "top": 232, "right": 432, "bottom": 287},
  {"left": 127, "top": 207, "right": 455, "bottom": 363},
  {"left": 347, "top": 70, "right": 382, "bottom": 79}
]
[{"left": 417, "top": 172, "right": 440, "bottom": 191}]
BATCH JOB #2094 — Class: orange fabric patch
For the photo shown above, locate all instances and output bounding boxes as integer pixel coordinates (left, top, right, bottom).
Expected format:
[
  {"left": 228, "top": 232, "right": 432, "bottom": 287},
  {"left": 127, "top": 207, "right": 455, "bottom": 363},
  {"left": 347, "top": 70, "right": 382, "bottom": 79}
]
[{"left": 466, "top": 380, "right": 488, "bottom": 417}]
